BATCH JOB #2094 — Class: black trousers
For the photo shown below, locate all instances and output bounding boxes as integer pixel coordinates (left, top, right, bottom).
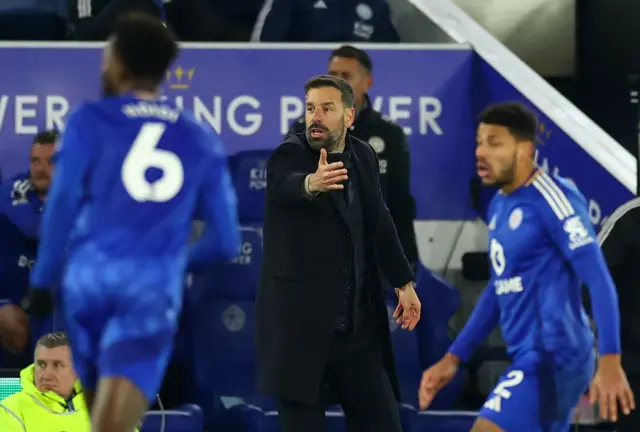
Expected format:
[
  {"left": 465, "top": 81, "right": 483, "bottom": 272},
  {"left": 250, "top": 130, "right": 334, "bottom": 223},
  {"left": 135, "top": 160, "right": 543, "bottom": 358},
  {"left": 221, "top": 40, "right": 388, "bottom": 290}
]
[{"left": 276, "top": 322, "right": 402, "bottom": 432}]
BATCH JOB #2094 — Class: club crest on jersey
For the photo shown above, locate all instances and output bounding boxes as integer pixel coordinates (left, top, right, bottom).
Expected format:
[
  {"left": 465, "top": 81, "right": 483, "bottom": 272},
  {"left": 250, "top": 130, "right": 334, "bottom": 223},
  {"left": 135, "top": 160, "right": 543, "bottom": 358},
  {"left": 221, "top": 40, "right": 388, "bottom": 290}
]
[
  {"left": 368, "top": 136, "right": 385, "bottom": 154},
  {"left": 508, "top": 208, "right": 523, "bottom": 230}
]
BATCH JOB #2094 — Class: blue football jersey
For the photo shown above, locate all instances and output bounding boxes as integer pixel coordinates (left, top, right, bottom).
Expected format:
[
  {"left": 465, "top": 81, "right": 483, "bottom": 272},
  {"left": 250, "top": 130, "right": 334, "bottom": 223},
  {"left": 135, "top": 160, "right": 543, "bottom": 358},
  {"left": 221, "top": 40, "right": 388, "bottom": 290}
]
[
  {"left": 450, "top": 171, "right": 620, "bottom": 369},
  {"left": 487, "top": 172, "right": 596, "bottom": 367},
  {"left": 30, "top": 95, "right": 240, "bottom": 288}
]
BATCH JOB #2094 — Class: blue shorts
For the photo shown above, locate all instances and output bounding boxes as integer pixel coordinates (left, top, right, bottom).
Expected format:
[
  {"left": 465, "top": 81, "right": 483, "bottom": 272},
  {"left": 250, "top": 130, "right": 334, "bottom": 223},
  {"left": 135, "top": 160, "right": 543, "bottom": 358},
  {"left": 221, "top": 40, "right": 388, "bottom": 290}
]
[
  {"left": 479, "top": 358, "right": 594, "bottom": 432},
  {"left": 61, "top": 254, "right": 184, "bottom": 402}
]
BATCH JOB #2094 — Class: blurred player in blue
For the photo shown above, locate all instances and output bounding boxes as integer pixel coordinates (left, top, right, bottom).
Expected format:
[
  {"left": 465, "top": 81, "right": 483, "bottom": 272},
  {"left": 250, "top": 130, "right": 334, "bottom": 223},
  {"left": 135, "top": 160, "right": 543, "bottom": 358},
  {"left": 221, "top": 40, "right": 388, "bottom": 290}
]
[
  {"left": 22, "top": 12, "right": 241, "bottom": 432},
  {"left": 418, "top": 102, "right": 634, "bottom": 431}
]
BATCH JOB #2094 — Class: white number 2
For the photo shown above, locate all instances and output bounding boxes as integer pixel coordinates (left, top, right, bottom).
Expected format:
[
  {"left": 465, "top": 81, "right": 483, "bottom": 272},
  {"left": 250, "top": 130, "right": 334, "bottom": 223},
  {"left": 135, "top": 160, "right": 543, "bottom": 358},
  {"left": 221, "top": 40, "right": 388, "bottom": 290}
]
[
  {"left": 493, "top": 370, "right": 524, "bottom": 399},
  {"left": 121, "top": 122, "right": 184, "bottom": 203}
]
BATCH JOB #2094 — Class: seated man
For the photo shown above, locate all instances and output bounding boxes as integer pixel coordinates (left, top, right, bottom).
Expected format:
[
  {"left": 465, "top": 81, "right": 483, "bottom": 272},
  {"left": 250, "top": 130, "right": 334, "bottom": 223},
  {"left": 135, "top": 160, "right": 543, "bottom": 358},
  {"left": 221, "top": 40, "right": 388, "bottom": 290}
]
[{"left": 0, "top": 332, "right": 89, "bottom": 431}]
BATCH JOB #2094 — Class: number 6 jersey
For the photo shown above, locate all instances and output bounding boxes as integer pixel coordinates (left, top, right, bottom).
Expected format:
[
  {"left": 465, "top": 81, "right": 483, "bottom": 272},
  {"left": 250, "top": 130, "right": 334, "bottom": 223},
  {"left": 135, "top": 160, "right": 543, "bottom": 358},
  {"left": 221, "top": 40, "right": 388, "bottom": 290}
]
[
  {"left": 449, "top": 171, "right": 620, "bottom": 370},
  {"left": 30, "top": 95, "right": 241, "bottom": 288}
]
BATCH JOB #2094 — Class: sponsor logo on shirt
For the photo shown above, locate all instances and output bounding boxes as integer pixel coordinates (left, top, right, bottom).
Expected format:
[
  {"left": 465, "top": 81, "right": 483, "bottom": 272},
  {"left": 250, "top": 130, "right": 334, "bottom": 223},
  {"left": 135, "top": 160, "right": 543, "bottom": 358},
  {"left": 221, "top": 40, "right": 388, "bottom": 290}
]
[
  {"left": 563, "top": 215, "right": 594, "bottom": 250},
  {"left": 494, "top": 276, "right": 523, "bottom": 295}
]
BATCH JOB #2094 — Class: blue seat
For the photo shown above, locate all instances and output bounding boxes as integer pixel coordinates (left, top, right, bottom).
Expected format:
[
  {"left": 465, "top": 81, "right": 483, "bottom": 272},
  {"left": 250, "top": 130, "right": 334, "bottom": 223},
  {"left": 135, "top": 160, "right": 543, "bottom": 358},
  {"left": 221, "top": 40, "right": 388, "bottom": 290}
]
[
  {"left": 412, "top": 410, "right": 477, "bottom": 431},
  {"left": 141, "top": 403, "right": 204, "bottom": 432},
  {"left": 191, "top": 298, "right": 269, "bottom": 428},
  {"left": 224, "top": 403, "right": 349, "bottom": 431},
  {"left": 185, "top": 150, "right": 272, "bottom": 428},
  {"left": 388, "top": 265, "right": 464, "bottom": 412},
  {"left": 190, "top": 225, "right": 263, "bottom": 302},
  {"left": 228, "top": 150, "right": 272, "bottom": 225}
]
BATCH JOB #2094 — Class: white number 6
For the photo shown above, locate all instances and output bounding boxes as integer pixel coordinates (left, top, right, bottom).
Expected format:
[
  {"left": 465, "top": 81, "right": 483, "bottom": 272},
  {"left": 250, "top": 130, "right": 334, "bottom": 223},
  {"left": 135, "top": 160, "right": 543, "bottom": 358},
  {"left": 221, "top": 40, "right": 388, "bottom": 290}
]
[{"left": 121, "top": 122, "right": 184, "bottom": 203}]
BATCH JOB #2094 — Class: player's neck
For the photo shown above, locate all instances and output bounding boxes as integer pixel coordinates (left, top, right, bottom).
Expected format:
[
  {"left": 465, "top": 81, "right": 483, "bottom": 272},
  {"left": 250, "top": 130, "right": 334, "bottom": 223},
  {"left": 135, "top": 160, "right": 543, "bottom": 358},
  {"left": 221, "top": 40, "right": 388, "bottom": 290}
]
[
  {"left": 501, "top": 164, "right": 539, "bottom": 195},
  {"left": 131, "top": 90, "right": 158, "bottom": 100}
]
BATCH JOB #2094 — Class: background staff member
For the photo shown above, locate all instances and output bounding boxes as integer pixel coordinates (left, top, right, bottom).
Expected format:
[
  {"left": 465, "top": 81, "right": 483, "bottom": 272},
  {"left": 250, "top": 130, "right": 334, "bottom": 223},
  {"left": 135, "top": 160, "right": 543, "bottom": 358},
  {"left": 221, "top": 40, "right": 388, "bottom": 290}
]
[
  {"left": 288, "top": 45, "right": 419, "bottom": 271},
  {"left": 597, "top": 197, "right": 640, "bottom": 431}
]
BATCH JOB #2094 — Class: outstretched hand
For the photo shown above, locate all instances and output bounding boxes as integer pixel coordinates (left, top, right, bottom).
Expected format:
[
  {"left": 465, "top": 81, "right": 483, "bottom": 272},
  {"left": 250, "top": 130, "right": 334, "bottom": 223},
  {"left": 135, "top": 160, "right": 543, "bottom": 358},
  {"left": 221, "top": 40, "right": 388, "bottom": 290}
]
[{"left": 307, "top": 149, "right": 348, "bottom": 193}]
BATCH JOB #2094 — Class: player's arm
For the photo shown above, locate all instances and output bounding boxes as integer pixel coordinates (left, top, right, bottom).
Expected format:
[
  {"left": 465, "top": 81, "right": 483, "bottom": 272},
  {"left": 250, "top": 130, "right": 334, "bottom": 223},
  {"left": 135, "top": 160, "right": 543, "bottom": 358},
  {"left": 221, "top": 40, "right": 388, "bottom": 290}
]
[
  {"left": 266, "top": 141, "right": 315, "bottom": 205},
  {"left": 30, "top": 107, "right": 93, "bottom": 290},
  {"left": 539, "top": 190, "right": 621, "bottom": 356},
  {"left": 385, "top": 127, "right": 418, "bottom": 270},
  {"left": 371, "top": 147, "right": 414, "bottom": 287},
  {"left": 447, "top": 285, "right": 500, "bottom": 363},
  {"left": 189, "top": 131, "right": 241, "bottom": 266}
]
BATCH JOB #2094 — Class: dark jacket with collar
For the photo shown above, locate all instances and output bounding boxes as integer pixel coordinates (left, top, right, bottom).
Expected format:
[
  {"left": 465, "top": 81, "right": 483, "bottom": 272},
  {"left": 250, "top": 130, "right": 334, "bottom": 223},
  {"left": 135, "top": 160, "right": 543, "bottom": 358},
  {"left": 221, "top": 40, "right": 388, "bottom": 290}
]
[
  {"left": 256, "top": 132, "right": 413, "bottom": 404},
  {"left": 288, "top": 96, "right": 418, "bottom": 269}
]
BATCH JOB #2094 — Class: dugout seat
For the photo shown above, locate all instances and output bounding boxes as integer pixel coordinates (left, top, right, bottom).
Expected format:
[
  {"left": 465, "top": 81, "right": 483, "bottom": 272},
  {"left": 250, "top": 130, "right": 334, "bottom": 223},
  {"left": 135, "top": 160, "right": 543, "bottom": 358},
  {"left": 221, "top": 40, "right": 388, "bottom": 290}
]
[
  {"left": 228, "top": 150, "right": 272, "bottom": 225},
  {"left": 141, "top": 403, "right": 204, "bottom": 432},
  {"left": 412, "top": 410, "right": 477, "bottom": 431},
  {"left": 189, "top": 225, "right": 263, "bottom": 302},
  {"left": 389, "top": 265, "right": 464, "bottom": 412},
  {"left": 187, "top": 150, "right": 273, "bottom": 428}
]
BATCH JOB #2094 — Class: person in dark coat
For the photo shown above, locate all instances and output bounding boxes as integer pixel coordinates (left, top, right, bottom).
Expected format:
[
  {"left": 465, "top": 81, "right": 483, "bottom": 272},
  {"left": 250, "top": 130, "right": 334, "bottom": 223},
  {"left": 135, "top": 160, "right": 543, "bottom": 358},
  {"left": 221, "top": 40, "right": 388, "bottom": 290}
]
[
  {"left": 288, "top": 46, "right": 418, "bottom": 270},
  {"left": 256, "top": 74, "right": 422, "bottom": 432}
]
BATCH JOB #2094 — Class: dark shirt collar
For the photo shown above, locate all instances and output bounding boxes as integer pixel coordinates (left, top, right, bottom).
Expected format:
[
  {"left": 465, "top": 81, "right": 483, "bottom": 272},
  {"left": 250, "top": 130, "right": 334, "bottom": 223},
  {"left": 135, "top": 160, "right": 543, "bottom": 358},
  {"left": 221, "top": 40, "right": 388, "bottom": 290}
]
[{"left": 334, "top": 136, "right": 353, "bottom": 166}]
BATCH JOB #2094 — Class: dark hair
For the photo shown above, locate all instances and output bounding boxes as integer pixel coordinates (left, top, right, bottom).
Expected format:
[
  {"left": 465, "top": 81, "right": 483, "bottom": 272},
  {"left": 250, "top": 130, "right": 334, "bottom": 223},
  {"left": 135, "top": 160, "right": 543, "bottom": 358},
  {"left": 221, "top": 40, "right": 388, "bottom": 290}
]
[
  {"left": 329, "top": 45, "right": 373, "bottom": 73},
  {"left": 33, "top": 129, "right": 58, "bottom": 146},
  {"left": 304, "top": 75, "right": 355, "bottom": 108},
  {"left": 36, "top": 332, "right": 69, "bottom": 349},
  {"left": 478, "top": 102, "right": 538, "bottom": 143},
  {"left": 112, "top": 12, "right": 179, "bottom": 89}
]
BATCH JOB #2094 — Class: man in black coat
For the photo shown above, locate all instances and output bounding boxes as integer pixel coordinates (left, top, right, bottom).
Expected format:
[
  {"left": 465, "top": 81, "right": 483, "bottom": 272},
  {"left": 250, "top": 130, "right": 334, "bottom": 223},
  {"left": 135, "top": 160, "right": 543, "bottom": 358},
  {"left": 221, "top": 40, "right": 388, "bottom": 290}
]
[
  {"left": 256, "top": 74, "right": 422, "bottom": 432},
  {"left": 287, "top": 46, "right": 419, "bottom": 271}
]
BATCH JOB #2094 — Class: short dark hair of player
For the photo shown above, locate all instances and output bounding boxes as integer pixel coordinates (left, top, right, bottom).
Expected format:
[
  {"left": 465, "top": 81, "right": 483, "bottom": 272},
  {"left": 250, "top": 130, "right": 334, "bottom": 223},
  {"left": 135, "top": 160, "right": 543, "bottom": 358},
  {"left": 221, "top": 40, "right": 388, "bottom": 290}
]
[
  {"left": 111, "top": 12, "right": 179, "bottom": 89},
  {"left": 329, "top": 45, "right": 373, "bottom": 73},
  {"left": 33, "top": 129, "right": 58, "bottom": 146},
  {"left": 304, "top": 75, "right": 355, "bottom": 109},
  {"left": 36, "top": 332, "right": 69, "bottom": 349},
  {"left": 478, "top": 102, "right": 538, "bottom": 143}
]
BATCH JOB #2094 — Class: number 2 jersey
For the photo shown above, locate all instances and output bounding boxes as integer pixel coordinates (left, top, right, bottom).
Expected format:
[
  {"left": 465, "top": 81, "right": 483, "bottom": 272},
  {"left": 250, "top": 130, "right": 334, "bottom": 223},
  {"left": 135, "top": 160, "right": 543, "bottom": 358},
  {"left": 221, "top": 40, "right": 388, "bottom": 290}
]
[
  {"left": 450, "top": 171, "right": 620, "bottom": 370},
  {"left": 30, "top": 94, "right": 241, "bottom": 289}
]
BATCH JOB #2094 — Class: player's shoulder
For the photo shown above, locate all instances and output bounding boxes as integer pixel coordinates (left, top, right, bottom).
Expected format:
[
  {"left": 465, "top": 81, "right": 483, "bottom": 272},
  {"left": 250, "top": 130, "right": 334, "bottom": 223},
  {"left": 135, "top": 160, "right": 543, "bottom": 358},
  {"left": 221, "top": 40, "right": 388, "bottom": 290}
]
[
  {"left": 176, "top": 111, "right": 226, "bottom": 157},
  {"left": 66, "top": 101, "right": 99, "bottom": 123},
  {"left": 528, "top": 172, "right": 586, "bottom": 221},
  {"left": 373, "top": 111, "right": 405, "bottom": 135},
  {"left": 274, "top": 132, "right": 307, "bottom": 153},
  {"left": 351, "top": 134, "right": 376, "bottom": 157}
]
